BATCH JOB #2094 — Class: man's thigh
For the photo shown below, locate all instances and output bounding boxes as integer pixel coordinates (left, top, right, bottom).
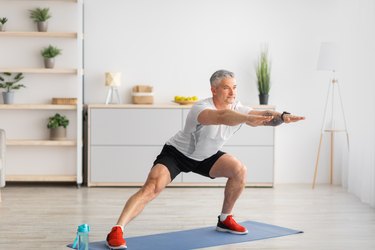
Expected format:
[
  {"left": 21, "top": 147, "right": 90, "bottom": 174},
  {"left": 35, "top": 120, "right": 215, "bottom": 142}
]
[
  {"left": 145, "top": 164, "right": 172, "bottom": 188},
  {"left": 208, "top": 154, "right": 244, "bottom": 178}
]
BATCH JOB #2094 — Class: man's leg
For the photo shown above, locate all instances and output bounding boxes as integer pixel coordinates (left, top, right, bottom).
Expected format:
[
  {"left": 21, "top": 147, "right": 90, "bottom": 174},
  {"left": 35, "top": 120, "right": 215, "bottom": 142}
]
[
  {"left": 209, "top": 154, "right": 248, "bottom": 234},
  {"left": 209, "top": 154, "right": 247, "bottom": 214},
  {"left": 107, "top": 164, "right": 171, "bottom": 249},
  {"left": 117, "top": 164, "right": 171, "bottom": 226}
]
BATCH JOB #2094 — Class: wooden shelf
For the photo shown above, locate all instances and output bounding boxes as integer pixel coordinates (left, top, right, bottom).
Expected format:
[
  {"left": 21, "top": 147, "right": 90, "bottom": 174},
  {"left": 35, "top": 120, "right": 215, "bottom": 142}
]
[
  {"left": 324, "top": 129, "right": 347, "bottom": 132},
  {"left": 6, "top": 140, "right": 76, "bottom": 146},
  {"left": 1, "top": 0, "right": 78, "bottom": 2},
  {"left": 6, "top": 175, "right": 77, "bottom": 182},
  {"left": 0, "top": 68, "right": 78, "bottom": 74},
  {"left": 0, "top": 104, "right": 77, "bottom": 110},
  {"left": 0, "top": 32, "right": 77, "bottom": 38}
]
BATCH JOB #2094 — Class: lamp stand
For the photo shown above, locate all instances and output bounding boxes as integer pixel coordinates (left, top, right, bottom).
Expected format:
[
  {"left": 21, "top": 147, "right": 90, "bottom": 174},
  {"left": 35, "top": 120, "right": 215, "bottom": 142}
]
[
  {"left": 105, "top": 86, "right": 121, "bottom": 104},
  {"left": 312, "top": 76, "right": 349, "bottom": 188}
]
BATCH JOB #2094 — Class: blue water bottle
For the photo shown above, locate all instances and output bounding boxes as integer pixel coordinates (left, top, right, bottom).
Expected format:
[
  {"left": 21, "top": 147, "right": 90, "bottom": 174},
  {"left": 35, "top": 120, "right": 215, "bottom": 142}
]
[{"left": 72, "top": 224, "right": 90, "bottom": 250}]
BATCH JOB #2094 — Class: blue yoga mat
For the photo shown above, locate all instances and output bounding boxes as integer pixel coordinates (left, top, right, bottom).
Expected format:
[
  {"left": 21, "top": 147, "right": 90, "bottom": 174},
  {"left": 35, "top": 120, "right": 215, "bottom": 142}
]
[{"left": 68, "top": 220, "right": 303, "bottom": 250}]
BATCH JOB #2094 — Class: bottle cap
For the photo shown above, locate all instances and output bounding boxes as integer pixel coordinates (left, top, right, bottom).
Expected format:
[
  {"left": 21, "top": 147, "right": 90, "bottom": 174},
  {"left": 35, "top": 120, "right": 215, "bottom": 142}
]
[
  {"left": 72, "top": 224, "right": 90, "bottom": 248},
  {"left": 77, "top": 224, "right": 90, "bottom": 233}
]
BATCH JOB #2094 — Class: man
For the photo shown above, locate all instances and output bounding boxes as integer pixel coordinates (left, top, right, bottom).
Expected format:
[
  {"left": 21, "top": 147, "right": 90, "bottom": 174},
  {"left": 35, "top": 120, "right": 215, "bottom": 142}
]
[{"left": 106, "top": 69, "right": 305, "bottom": 249}]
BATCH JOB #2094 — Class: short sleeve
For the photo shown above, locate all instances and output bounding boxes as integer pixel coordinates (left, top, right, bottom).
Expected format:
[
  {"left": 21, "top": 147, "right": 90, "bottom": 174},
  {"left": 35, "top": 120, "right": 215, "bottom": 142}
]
[
  {"left": 188, "top": 99, "right": 213, "bottom": 124},
  {"left": 233, "top": 101, "right": 252, "bottom": 114}
]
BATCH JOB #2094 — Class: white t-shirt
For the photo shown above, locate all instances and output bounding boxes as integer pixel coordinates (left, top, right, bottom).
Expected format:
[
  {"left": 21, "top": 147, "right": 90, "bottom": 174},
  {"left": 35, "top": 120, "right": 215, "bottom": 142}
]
[{"left": 167, "top": 98, "right": 252, "bottom": 161}]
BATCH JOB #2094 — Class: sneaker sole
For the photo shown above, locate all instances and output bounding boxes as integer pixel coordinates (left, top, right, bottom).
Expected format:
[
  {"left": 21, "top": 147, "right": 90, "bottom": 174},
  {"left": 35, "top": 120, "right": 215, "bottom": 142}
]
[
  {"left": 216, "top": 226, "right": 248, "bottom": 235},
  {"left": 106, "top": 242, "right": 127, "bottom": 249}
]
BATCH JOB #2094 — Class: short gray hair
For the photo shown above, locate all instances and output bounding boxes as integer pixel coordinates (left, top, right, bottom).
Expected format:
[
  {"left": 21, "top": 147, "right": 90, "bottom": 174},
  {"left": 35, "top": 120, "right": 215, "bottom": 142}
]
[{"left": 209, "top": 70, "right": 235, "bottom": 87}]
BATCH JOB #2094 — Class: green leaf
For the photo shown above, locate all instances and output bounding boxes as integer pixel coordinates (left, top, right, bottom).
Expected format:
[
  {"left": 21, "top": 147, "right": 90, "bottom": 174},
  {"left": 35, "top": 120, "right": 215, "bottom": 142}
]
[
  {"left": 29, "top": 8, "right": 51, "bottom": 22},
  {"left": 255, "top": 46, "right": 271, "bottom": 95},
  {"left": 47, "top": 113, "right": 69, "bottom": 129}
]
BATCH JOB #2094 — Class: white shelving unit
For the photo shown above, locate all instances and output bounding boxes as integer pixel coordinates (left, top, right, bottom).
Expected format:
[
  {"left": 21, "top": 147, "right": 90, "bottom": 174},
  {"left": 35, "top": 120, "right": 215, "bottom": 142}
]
[{"left": 0, "top": 0, "right": 83, "bottom": 185}]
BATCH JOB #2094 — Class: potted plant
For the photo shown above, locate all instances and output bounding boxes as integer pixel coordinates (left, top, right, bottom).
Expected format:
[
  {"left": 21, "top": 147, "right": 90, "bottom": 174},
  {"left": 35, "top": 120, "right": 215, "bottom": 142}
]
[
  {"left": 47, "top": 113, "right": 69, "bottom": 140},
  {"left": 29, "top": 7, "right": 51, "bottom": 32},
  {"left": 0, "top": 17, "right": 8, "bottom": 32},
  {"left": 255, "top": 46, "right": 271, "bottom": 105},
  {"left": 0, "top": 72, "right": 25, "bottom": 104},
  {"left": 41, "top": 45, "right": 62, "bottom": 69}
]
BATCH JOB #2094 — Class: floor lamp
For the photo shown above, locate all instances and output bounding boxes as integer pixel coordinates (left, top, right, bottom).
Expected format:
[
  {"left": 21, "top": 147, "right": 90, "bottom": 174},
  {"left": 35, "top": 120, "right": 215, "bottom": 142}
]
[
  {"left": 312, "top": 42, "right": 349, "bottom": 189},
  {"left": 105, "top": 72, "right": 122, "bottom": 104}
]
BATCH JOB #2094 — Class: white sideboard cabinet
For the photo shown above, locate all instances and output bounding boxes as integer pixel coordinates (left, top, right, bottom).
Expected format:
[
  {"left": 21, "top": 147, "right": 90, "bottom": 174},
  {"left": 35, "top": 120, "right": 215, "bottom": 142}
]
[{"left": 87, "top": 104, "right": 275, "bottom": 187}]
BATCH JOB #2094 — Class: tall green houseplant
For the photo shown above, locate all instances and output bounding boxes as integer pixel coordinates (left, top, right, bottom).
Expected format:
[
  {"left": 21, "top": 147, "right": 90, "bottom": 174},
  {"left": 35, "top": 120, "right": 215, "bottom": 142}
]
[{"left": 255, "top": 47, "right": 271, "bottom": 105}]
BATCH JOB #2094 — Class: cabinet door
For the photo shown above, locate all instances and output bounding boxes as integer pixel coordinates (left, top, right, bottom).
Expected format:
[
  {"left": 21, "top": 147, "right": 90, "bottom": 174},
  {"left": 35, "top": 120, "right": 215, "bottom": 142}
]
[
  {"left": 223, "top": 146, "right": 274, "bottom": 184},
  {"left": 226, "top": 126, "right": 274, "bottom": 146},
  {"left": 181, "top": 146, "right": 273, "bottom": 185},
  {"left": 183, "top": 107, "right": 273, "bottom": 146},
  {"left": 90, "top": 145, "right": 183, "bottom": 184},
  {"left": 90, "top": 108, "right": 182, "bottom": 145}
]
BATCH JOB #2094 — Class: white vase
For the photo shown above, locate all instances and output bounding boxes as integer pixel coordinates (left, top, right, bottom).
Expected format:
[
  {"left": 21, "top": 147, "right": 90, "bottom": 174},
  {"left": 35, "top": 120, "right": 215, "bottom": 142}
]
[
  {"left": 44, "top": 58, "right": 55, "bottom": 69},
  {"left": 37, "top": 21, "right": 48, "bottom": 32},
  {"left": 2, "top": 92, "right": 14, "bottom": 104},
  {"left": 50, "top": 127, "right": 67, "bottom": 140}
]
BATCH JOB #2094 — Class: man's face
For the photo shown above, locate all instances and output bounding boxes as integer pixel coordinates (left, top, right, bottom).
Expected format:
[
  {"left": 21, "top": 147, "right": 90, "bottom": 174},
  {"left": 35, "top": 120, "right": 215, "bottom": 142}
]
[{"left": 211, "top": 77, "right": 237, "bottom": 105}]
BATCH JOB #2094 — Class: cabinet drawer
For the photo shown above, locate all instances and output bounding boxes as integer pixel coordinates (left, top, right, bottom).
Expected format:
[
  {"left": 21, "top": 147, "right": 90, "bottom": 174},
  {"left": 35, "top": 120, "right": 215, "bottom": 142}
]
[
  {"left": 223, "top": 146, "right": 274, "bottom": 183},
  {"left": 182, "top": 146, "right": 274, "bottom": 184},
  {"left": 90, "top": 108, "right": 182, "bottom": 145},
  {"left": 90, "top": 145, "right": 183, "bottom": 183},
  {"left": 183, "top": 108, "right": 273, "bottom": 146},
  {"left": 226, "top": 126, "right": 274, "bottom": 146}
]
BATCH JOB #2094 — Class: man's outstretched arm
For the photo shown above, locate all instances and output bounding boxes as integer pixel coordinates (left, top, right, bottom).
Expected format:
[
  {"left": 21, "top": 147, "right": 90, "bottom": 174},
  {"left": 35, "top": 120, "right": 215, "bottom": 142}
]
[
  {"left": 198, "top": 109, "right": 274, "bottom": 126},
  {"left": 248, "top": 110, "right": 305, "bottom": 126}
]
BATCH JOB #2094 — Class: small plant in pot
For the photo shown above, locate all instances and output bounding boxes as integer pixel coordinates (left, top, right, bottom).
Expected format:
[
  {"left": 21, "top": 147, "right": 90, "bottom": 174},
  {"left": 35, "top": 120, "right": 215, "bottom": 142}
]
[
  {"left": 29, "top": 7, "right": 51, "bottom": 32},
  {"left": 47, "top": 113, "right": 69, "bottom": 140},
  {"left": 0, "top": 17, "right": 8, "bottom": 32},
  {"left": 255, "top": 46, "right": 271, "bottom": 105},
  {"left": 41, "top": 45, "right": 62, "bottom": 69},
  {"left": 0, "top": 72, "right": 26, "bottom": 104}
]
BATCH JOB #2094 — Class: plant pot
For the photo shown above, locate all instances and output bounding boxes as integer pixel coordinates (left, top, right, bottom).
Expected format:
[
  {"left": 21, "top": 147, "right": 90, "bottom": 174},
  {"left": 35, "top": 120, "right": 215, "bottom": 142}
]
[
  {"left": 0, "top": 25, "right": 5, "bottom": 32},
  {"left": 258, "top": 94, "right": 269, "bottom": 105},
  {"left": 50, "top": 127, "right": 67, "bottom": 140},
  {"left": 2, "top": 92, "right": 14, "bottom": 104},
  {"left": 37, "top": 21, "right": 48, "bottom": 32},
  {"left": 44, "top": 58, "right": 55, "bottom": 69}
]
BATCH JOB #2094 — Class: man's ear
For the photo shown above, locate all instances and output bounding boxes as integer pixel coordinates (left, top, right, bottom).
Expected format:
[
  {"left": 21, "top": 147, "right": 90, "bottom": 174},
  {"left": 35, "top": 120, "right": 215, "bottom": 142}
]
[{"left": 211, "top": 86, "right": 217, "bottom": 96}]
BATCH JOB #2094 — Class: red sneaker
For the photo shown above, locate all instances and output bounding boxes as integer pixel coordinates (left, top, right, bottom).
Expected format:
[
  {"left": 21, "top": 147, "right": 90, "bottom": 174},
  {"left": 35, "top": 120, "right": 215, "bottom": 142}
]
[
  {"left": 106, "top": 226, "right": 127, "bottom": 249},
  {"left": 216, "top": 215, "right": 248, "bottom": 234}
]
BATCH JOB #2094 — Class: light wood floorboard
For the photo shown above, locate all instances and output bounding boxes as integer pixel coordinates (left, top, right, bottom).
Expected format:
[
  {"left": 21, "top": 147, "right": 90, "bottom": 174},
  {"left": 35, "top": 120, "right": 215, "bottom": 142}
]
[{"left": 0, "top": 184, "right": 374, "bottom": 250}]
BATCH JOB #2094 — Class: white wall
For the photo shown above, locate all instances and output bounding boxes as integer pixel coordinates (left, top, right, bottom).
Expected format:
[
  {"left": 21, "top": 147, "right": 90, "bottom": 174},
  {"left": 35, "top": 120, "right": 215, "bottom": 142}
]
[{"left": 3, "top": 0, "right": 372, "bottom": 184}]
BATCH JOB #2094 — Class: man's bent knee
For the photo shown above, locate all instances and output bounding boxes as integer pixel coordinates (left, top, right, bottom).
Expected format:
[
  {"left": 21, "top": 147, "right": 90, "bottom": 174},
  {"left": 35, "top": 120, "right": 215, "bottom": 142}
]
[
  {"left": 140, "top": 181, "right": 163, "bottom": 200},
  {"left": 231, "top": 163, "right": 247, "bottom": 185},
  {"left": 140, "top": 165, "right": 170, "bottom": 200}
]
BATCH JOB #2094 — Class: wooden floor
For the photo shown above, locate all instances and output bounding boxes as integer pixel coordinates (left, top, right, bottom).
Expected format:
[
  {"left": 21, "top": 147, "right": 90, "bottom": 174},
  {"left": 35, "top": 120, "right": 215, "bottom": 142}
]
[{"left": 0, "top": 184, "right": 375, "bottom": 250}]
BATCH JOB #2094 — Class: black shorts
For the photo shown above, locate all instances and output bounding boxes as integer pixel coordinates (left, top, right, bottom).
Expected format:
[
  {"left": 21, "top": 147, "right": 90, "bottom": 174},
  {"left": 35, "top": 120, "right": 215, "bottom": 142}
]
[{"left": 153, "top": 144, "right": 226, "bottom": 181}]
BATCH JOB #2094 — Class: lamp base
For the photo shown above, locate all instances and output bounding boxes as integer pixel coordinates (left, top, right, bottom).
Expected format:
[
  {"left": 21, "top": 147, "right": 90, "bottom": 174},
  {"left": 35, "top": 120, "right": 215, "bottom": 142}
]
[{"left": 105, "top": 87, "right": 121, "bottom": 104}]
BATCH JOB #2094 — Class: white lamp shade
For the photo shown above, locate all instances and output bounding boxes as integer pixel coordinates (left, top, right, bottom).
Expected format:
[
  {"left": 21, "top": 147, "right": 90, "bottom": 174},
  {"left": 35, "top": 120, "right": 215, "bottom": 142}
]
[
  {"left": 317, "top": 42, "right": 339, "bottom": 71},
  {"left": 105, "top": 72, "right": 121, "bottom": 87}
]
